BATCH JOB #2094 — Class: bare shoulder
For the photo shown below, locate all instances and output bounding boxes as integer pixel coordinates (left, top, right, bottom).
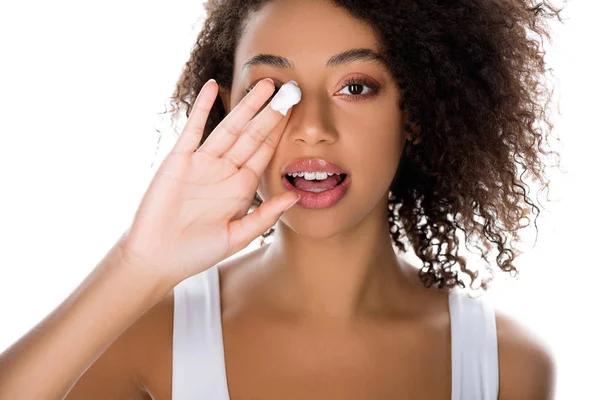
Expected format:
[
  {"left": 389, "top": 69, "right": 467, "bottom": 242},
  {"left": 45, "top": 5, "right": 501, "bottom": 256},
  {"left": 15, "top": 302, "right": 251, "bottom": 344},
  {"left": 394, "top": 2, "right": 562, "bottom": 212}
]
[{"left": 495, "top": 307, "right": 556, "bottom": 400}]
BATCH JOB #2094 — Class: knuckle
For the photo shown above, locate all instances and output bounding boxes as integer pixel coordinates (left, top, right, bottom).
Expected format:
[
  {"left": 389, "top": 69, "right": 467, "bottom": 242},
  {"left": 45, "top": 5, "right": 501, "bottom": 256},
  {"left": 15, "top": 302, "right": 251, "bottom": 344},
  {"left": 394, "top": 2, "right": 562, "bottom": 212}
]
[
  {"left": 224, "top": 153, "right": 242, "bottom": 169},
  {"left": 240, "top": 98, "right": 262, "bottom": 115},
  {"left": 245, "top": 125, "right": 269, "bottom": 144},
  {"left": 195, "top": 104, "right": 213, "bottom": 114},
  {"left": 221, "top": 122, "right": 241, "bottom": 140},
  {"left": 262, "top": 134, "right": 278, "bottom": 149},
  {"left": 239, "top": 165, "right": 260, "bottom": 183}
]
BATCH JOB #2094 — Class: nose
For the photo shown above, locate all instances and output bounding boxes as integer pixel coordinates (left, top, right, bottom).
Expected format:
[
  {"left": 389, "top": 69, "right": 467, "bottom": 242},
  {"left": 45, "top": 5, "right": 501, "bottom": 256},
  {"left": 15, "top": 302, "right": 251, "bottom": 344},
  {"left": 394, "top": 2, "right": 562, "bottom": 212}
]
[{"left": 284, "top": 90, "right": 338, "bottom": 147}]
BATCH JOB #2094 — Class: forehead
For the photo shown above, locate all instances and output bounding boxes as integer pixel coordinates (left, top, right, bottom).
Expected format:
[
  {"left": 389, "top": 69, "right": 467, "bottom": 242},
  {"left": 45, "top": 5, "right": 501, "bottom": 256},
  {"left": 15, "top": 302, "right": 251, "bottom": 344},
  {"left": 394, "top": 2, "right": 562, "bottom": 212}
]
[{"left": 235, "top": 0, "right": 383, "bottom": 73}]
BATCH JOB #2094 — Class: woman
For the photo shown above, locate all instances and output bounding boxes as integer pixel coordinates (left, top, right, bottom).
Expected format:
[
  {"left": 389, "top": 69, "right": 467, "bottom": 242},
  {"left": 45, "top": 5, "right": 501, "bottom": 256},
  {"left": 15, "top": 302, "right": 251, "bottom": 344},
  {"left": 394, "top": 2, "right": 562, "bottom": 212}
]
[{"left": 0, "top": 0, "right": 565, "bottom": 398}]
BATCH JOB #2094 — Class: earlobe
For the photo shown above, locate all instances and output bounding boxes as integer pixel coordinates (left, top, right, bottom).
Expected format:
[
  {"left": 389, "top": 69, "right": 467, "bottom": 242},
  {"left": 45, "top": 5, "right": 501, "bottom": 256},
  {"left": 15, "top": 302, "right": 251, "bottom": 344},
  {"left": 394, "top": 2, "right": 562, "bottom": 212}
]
[
  {"left": 412, "top": 123, "right": 422, "bottom": 145},
  {"left": 404, "top": 120, "right": 422, "bottom": 145}
]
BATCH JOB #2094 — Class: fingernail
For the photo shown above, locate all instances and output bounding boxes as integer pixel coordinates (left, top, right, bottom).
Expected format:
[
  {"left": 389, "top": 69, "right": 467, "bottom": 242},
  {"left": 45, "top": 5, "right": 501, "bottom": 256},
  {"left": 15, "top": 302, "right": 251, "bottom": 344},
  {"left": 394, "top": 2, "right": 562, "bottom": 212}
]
[
  {"left": 284, "top": 195, "right": 301, "bottom": 212},
  {"left": 201, "top": 79, "right": 216, "bottom": 93},
  {"left": 270, "top": 81, "right": 301, "bottom": 116}
]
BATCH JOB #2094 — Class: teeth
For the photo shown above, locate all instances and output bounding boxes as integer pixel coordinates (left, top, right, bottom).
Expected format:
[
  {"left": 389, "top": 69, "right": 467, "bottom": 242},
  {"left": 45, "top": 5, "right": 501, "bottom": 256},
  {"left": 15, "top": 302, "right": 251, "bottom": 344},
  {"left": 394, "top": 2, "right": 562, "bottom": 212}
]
[{"left": 287, "top": 171, "right": 341, "bottom": 181}]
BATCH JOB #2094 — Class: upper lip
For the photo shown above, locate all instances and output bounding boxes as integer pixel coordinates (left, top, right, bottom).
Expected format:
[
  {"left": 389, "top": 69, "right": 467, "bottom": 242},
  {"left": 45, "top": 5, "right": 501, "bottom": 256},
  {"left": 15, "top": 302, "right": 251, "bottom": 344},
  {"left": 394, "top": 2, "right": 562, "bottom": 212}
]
[{"left": 281, "top": 158, "right": 349, "bottom": 176}]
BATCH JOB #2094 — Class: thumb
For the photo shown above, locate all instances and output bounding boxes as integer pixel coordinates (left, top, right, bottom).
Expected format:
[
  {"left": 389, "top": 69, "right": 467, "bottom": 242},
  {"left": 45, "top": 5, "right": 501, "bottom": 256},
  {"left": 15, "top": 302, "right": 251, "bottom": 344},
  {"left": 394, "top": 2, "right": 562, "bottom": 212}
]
[{"left": 228, "top": 193, "right": 301, "bottom": 252}]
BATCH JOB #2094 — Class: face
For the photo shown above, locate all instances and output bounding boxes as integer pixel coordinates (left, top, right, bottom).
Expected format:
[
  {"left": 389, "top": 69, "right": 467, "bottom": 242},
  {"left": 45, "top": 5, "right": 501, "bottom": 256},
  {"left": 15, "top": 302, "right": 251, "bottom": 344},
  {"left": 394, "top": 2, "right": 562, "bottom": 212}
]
[{"left": 219, "top": 0, "right": 411, "bottom": 238}]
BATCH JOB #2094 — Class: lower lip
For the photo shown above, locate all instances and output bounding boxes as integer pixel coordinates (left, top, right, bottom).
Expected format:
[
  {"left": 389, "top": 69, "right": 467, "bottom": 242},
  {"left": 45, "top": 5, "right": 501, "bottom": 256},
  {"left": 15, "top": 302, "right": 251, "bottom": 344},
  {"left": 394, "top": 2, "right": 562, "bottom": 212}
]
[{"left": 281, "top": 175, "right": 351, "bottom": 209}]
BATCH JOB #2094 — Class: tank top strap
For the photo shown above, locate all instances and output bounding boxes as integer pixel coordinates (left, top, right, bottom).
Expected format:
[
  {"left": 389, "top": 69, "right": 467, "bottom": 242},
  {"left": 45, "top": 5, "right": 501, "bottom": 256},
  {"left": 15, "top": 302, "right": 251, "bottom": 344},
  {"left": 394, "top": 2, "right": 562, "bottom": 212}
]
[
  {"left": 173, "top": 267, "right": 498, "bottom": 399},
  {"left": 172, "top": 265, "right": 231, "bottom": 400},
  {"left": 449, "top": 288, "right": 499, "bottom": 400}
]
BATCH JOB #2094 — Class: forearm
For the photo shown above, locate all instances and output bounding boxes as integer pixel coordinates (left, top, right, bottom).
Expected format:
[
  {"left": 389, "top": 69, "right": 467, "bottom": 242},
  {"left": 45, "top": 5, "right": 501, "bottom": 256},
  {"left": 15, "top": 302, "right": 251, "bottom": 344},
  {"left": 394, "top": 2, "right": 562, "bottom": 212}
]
[{"left": 0, "top": 240, "right": 172, "bottom": 400}]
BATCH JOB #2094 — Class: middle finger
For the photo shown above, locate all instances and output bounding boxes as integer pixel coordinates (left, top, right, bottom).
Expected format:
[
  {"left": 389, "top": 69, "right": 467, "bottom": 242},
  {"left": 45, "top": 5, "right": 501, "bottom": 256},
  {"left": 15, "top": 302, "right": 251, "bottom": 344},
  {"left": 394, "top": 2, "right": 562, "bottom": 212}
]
[{"left": 222, "top": 81, "right": 302, "bottom": 171}]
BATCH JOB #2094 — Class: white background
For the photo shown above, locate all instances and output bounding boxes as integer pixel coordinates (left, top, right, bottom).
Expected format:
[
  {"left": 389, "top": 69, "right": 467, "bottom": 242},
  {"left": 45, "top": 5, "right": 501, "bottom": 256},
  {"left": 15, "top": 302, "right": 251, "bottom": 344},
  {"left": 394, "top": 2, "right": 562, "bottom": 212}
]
[{"left": 0, "top": 0, "right": 597, "bottom": 398}]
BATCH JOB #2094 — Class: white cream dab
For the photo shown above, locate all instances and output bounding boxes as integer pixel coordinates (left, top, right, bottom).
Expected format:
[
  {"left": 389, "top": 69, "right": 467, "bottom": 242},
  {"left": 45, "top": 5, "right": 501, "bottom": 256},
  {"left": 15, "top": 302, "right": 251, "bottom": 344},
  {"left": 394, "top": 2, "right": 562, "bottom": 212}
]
[{"left": 270, "top": 81, "right": 302, "bottom": 116}]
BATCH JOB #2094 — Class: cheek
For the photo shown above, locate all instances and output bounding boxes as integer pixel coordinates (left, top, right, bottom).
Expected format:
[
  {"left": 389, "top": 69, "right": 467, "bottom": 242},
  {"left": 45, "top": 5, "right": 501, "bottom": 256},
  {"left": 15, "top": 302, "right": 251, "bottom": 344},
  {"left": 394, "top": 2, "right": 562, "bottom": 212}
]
[
  {"left": 255, "top": 117, "right": 289, "bottom": 201},
  {"left": 348, "top": 115, "right": 403, "bottom": 177},
  {"left": 347, "top": 135, "right": 401, "bottom": 202},
  {"left": 356, "top": 141, "right": 401, "bottom": 191}
]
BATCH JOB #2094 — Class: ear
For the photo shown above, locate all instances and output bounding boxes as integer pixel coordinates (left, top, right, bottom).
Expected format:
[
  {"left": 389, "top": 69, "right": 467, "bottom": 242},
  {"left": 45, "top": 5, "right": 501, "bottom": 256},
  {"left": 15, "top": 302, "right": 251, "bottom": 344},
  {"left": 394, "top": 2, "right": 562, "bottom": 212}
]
[
  {"left": 411, "top": 122, "right": 422, "bottom": 145},
  {"left": 218, "top": 86, "right": 231, "bottom": 114},
  {"left": 404, "top": 119, "right": 422, "bottom": 145}
]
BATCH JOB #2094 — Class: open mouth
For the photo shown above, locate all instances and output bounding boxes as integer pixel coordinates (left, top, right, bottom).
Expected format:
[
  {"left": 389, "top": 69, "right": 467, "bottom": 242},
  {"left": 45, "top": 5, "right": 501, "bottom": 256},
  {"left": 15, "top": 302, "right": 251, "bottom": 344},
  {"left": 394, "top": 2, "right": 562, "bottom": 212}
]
[{"left": 284, "top": 173, "right": 348, "bottom": 193}]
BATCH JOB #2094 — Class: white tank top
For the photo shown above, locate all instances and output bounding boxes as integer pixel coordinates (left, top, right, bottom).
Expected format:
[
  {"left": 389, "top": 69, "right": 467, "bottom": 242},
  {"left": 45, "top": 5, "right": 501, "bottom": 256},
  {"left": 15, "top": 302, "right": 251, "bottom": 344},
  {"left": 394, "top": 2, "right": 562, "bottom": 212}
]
[{"left": 172, "top": 265, "right": 499, "bottom": 400}]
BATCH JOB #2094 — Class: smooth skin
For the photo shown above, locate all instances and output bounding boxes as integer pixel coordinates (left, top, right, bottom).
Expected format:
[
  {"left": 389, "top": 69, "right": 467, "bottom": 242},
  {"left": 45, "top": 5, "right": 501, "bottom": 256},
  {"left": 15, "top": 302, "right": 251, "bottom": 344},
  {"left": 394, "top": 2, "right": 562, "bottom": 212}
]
[
  {"left": 0, "top": 77, "right": 301, "bottom": 399},
  {"left": 0, "top": 0, "right": 556, "bottom": 399},
  {"left": 122, "top": 77, "right": 302, "bottom": 286}
]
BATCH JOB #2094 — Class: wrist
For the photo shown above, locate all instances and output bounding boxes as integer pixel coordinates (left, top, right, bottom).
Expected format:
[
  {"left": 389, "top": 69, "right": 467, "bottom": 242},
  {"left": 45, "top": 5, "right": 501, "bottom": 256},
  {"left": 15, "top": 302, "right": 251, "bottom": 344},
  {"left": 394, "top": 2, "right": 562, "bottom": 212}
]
[{"left": 112, "top": 239, "right": 175, "bottom": 299}]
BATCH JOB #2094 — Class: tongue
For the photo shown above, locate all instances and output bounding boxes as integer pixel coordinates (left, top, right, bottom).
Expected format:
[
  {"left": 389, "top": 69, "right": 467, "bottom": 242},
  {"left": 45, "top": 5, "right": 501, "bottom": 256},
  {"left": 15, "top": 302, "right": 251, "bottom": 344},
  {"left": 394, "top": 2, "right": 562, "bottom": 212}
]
[{"left": 294, "top": 175, "right": 342, "bottom": 191}]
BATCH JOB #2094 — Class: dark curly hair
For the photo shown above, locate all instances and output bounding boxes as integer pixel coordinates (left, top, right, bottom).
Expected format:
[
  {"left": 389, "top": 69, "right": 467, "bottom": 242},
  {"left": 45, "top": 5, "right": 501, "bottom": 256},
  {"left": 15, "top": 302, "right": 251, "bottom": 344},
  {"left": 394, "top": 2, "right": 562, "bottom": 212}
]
[{"left": 154, "top": 0, "right": 567, "bottom": 292}]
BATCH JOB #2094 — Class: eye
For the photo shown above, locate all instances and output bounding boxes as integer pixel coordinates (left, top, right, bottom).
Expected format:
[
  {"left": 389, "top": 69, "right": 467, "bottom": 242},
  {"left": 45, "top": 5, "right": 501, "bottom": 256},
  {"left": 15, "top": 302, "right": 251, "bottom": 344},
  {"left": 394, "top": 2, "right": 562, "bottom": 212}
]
[
  {"left": 245, "top": 76, "right": 380, "bottom": 102},
  {"left": 337, "top": 76, "right": 380, "bottom": 101},
  {"left": 339, "top": 83, "right": 372, "bottom": 96}
]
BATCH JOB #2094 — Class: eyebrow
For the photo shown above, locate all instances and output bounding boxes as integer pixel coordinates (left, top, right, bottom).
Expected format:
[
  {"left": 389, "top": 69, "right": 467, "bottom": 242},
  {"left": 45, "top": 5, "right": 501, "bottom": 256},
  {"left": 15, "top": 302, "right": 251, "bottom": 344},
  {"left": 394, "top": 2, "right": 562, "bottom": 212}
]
[{"left": 242, "top": 48, "right": 389, "bottom": 71}]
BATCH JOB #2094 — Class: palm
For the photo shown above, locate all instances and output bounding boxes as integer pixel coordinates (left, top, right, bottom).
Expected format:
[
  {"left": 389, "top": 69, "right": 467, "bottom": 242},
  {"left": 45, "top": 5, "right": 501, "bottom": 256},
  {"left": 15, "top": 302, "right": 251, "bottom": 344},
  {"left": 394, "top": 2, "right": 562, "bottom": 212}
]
[{"left": 120, "top": 78, "right": 301, "bottom": 287}]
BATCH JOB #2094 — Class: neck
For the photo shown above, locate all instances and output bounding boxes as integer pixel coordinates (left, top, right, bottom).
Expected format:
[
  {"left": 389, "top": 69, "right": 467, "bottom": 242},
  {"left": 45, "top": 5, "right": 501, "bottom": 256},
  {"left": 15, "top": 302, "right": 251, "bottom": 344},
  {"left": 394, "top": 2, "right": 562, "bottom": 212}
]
[{"left": 257, "top": 197, "right": 422, "bottom": 323}]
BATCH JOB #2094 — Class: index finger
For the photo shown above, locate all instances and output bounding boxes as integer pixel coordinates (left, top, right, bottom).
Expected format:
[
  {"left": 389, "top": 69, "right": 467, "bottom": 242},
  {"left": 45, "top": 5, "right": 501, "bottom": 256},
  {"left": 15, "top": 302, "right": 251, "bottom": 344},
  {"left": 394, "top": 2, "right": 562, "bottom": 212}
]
[{"left": 196, "top": 78, "right": 277, "bottom": 158}]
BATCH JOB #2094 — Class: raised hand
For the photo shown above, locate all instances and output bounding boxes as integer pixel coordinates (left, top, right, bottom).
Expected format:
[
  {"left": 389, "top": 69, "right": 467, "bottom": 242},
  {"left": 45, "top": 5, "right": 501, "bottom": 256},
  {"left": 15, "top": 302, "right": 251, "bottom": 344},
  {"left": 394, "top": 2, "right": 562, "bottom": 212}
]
[{"left": 119, "top": 78, "right": 302, "bottom": 287}]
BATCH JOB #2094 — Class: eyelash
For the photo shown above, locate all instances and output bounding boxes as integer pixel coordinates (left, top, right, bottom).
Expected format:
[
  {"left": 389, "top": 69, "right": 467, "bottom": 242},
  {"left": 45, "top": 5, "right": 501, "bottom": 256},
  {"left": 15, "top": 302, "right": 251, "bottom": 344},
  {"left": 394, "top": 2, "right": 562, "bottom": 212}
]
[{"left": 245, "top": 76, "right": 380, "bottom": 102}]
